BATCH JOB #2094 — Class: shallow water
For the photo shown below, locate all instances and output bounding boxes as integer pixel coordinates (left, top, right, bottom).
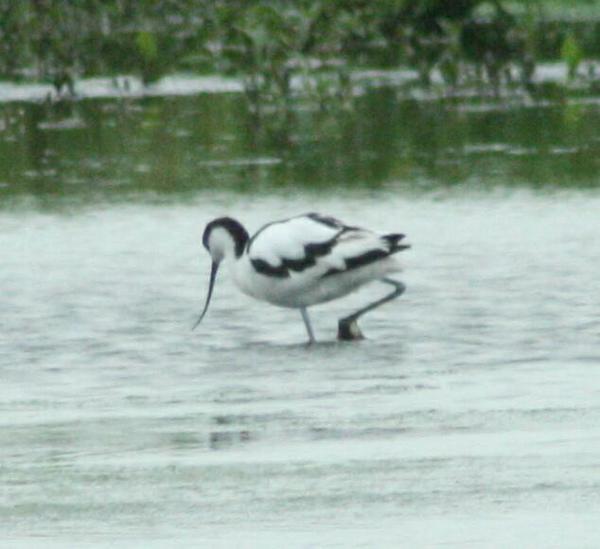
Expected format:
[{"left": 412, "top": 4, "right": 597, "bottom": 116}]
[{"left": 2, "top": 189, "right": 600, "bottom": 547}]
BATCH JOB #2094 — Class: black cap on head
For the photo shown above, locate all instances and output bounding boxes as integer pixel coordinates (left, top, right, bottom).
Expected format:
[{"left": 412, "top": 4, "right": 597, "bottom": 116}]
[{"left": 202, "top": 217, "right": 249, "bottom": 258}]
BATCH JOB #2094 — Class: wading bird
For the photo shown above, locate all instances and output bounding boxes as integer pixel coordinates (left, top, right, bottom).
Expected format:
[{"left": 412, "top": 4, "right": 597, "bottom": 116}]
[{"left": 194, "top": 213, "right": 409, "bottom": 343}]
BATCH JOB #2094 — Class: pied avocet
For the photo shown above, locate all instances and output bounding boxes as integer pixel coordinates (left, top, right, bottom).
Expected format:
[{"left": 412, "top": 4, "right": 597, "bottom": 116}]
[{"left": 194, "top": 213, "right": 409, "bottom": 343}]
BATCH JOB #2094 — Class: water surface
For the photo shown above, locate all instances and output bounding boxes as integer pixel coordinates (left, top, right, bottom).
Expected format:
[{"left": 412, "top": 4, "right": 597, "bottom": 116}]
[{"left": 2, "top": 191, "right": 600, "bottom": 547}]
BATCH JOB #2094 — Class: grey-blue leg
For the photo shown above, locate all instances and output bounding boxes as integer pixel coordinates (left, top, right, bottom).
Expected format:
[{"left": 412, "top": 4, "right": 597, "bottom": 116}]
[
  {"left": 300, "top": 307, "right": 316, "bottom": 344},
  {"left": 338, "top": 278, "right": 406, "bottom": 341}
]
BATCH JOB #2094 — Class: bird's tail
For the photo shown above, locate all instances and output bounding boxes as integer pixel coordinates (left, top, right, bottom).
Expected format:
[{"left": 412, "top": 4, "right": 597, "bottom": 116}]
[{"left": 382, "top": 233, "right": 410, "bottom": 254}]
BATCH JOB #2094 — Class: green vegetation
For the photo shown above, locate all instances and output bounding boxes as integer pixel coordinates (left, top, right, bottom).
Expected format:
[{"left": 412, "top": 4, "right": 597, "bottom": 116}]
[{"left": 0, "top": 0, "right": 599, "bottom": 109}]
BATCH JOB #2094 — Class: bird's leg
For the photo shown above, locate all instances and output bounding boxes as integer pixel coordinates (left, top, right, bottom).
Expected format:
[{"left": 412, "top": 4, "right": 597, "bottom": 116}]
[
  {"left": 300, "top": 307, "right": 316, "bottom": 344},
  {"left": 338, "top": 278, "right": 406, "bottom": 341}
]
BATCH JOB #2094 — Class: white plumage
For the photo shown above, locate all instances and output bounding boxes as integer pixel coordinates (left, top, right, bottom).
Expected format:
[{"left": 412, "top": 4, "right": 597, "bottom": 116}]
[{"left": 195, "top": 213, "right": 409, "bottom": 342}]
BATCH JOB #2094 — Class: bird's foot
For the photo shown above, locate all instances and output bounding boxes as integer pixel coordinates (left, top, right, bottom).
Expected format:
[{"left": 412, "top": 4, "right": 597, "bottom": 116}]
[{"left": 337, "top": 317, "right": 365, "bottom": 341}]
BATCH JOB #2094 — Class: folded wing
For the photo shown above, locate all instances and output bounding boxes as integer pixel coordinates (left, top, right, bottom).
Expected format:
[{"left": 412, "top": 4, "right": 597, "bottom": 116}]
[{"left": 248, "top": 213, "right": 409, "bottom": 279}]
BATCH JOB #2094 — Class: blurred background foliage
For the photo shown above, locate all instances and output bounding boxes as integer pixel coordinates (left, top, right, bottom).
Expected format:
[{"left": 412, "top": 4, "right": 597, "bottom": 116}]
[{"left": 0, "top": 0, "right": 599, "bottom": 107}]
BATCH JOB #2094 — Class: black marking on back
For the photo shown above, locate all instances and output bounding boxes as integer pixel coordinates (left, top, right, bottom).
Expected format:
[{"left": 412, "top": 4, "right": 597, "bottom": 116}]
[
  {"left": 251, "top": 236, "right": 339, "bottom": 279},
  {"left": 203, "top": 217, "right": 249, "bottom": 258},
  {"left": 322, "top": 233, "right": 410, "bottom": 278},
  {"left": 322, "top": 249, "right": 388, "bottom": 278},
  {"left": 306, "top": 212, "right": 342, "bottom": 229},
  {"left": 251, "top": 259, "right": 290, "bottom": 278},
  {"left": 306, "top": 212, "right": 360, "bottom": 232}
]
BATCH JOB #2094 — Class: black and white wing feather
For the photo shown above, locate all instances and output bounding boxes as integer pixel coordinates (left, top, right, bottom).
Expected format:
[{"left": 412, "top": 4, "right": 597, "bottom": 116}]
[{"left": 247, "top": 213, "right": 409, "bottom": 279}]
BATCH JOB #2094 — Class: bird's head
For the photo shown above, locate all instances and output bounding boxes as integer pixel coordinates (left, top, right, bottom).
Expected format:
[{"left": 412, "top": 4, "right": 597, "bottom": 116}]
[{"left": 193, "top": 217, "right": 249, "bottom": 329}]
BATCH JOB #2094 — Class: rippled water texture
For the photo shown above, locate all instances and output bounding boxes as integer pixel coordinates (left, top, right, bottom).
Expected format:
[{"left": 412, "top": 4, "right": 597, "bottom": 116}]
[
  {"left": 2, "top": 193, "right": 600, "bottom": 547},
  {"left": 1, "top": 81, "right": 600, "bottom": 547}
]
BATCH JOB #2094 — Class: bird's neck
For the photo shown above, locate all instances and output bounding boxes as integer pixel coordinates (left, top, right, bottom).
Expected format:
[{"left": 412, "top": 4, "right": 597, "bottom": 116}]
[{"left": 228, "top": 229, "right": 248, "bottom": 259}]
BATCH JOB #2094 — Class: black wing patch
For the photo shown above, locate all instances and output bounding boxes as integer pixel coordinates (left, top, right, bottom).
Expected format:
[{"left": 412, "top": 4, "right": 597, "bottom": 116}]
[
  {"left": 251, "top": 259, "right": 289, "bottom": 278},
  {"left": 306, "top": 212, "right": 360, "bottom": 231},
  {"left": 322, "top": 232, "right": 410, "bottom": 278},
  {"left": 251, "top": 237, "right": 339, "bottom": 279},
  {"left": 322, "top": 249, "right": 388, "bottom": 278},
  {"left": 306, "top": 212, "right": 342, "bottom": 229},
  {"left": 248, "top": 213, "right": 379, "bottom": 279}
]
